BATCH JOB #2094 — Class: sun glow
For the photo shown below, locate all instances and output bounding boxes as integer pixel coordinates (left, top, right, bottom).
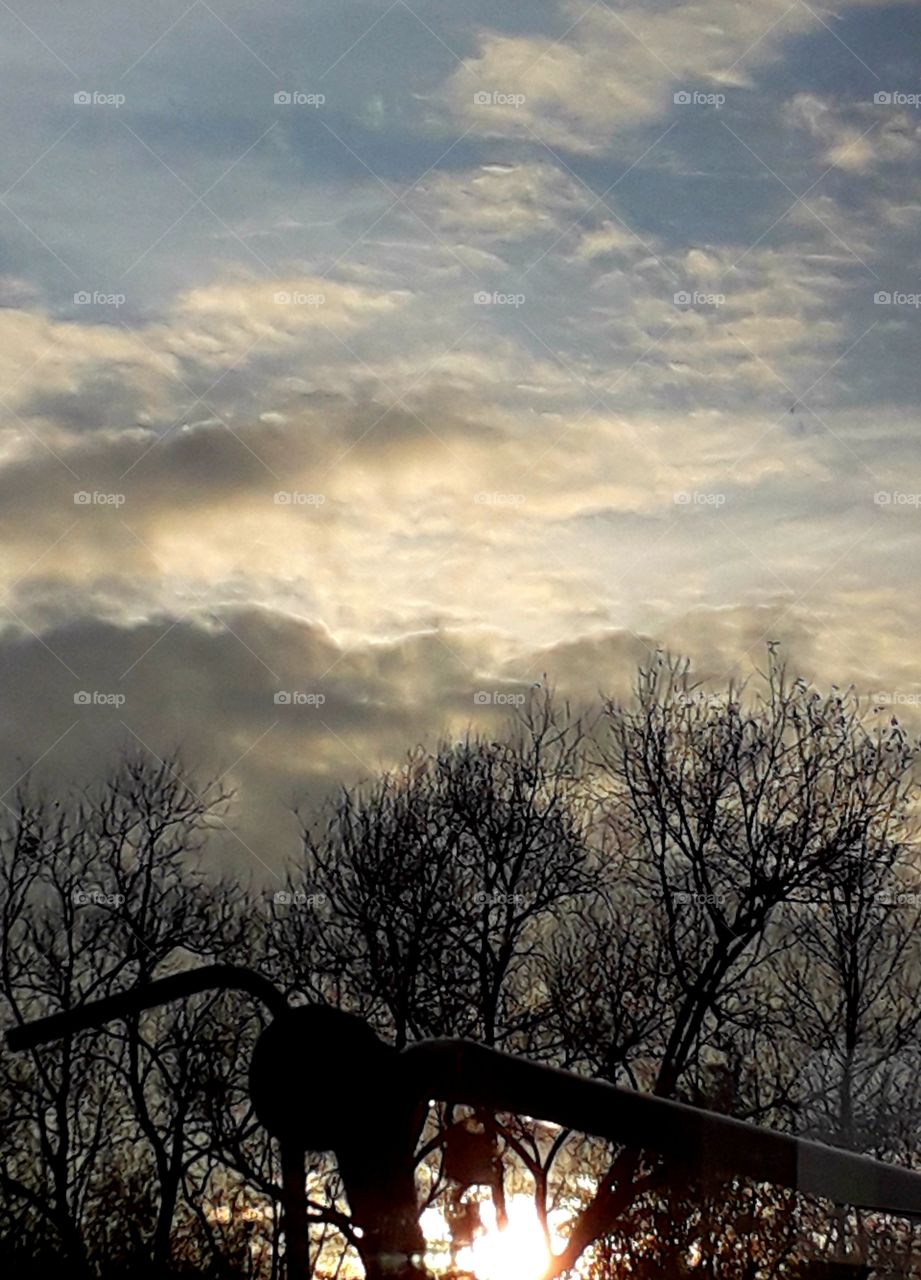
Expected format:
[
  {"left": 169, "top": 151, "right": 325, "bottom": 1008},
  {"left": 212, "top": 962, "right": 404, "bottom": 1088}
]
[{"left": 455, "top": 1198, "right": 552, "bottom": 1280}]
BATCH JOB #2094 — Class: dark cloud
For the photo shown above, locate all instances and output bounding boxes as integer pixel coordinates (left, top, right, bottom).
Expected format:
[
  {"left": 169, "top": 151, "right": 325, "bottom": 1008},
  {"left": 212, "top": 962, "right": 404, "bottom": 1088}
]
[{"left": 0, "top": 607, "right": 544, "bottom": 873}]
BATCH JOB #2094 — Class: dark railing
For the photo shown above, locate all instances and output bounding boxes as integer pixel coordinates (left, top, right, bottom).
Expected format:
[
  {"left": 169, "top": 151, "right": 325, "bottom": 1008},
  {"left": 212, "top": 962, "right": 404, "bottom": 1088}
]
[{"left": 7, "top": 965, "right": 921, "bottom": 1279}]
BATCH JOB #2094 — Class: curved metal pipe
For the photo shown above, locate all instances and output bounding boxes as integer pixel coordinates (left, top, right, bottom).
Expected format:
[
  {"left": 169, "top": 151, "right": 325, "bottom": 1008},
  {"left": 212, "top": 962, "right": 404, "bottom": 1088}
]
[{"left": 5, "top": 963, "right": 288, "bottom": 1051}]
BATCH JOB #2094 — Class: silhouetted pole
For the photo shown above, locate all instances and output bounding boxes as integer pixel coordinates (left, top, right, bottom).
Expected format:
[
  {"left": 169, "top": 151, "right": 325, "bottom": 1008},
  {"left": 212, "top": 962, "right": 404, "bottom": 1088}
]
[
  {"left": 280, "top": 1141, "right": 310, "bottom": 1280},
  {"left": 249, "top": 1005, "right": 427, "bottom": 1280}
]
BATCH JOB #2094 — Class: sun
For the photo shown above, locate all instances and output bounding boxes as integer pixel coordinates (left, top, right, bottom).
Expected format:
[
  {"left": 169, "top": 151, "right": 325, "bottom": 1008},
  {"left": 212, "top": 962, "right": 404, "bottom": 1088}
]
[
  {"left": 420, "top": 1191, "right": 563, "bottom": 1279},
  {"left": 456, "top": 1197, "right": 551, "bottom": 1280}
]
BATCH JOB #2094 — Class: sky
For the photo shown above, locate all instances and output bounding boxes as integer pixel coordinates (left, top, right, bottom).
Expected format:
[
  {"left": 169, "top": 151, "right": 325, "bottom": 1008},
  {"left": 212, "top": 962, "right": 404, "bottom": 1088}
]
[{"left": 1, "top": 0, "right": 920, "bottom": 873}]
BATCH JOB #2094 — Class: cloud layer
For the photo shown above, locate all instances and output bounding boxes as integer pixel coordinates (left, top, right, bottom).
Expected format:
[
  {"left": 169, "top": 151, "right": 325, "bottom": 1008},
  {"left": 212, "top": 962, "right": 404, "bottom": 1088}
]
[{"left": 1, "top": 0, "right": 920, "bottom": 871}]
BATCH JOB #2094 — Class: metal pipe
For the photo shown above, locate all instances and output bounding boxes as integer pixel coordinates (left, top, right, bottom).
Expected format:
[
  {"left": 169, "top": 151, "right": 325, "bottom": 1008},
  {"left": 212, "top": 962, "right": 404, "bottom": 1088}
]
[
  {"left": 8, "top": 967, "right": 921, "bottom": 1274},
  {"left": 5, "top": 964, "right": 288, "bottom": 1051},
  {"left": 404, "top": 1038, "right": 921, "bottom": 1220}
]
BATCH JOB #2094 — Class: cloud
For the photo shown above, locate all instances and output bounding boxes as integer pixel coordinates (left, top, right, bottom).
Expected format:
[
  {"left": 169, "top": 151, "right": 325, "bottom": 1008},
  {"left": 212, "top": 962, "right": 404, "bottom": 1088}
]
[
  {"left": 436, "top": 0, "right": 888, "bottom": 153},
  {"left": 784, "top": 93, "right": 920, "bottom": 173},
  {"left": 4, "top": 586, "right": 918, "bottom": 876},
  {"left": 0, "top": 0, "right": 919, "bottom": 836},
  {"left": 0, "top": 608, "right": 542, "bottom": 870}
]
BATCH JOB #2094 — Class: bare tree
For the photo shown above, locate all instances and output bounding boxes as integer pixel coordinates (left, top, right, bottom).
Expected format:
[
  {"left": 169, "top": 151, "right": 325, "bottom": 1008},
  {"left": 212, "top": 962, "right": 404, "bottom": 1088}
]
[
  {"left": 3, "top": 657, "right": 920, "bottom": 1280},
  {"left": 0, "top": 752, "right": 237, "bottom": 1277},
  {"left": 265, "top": 693, "right": 595, "bottom": 1275}
]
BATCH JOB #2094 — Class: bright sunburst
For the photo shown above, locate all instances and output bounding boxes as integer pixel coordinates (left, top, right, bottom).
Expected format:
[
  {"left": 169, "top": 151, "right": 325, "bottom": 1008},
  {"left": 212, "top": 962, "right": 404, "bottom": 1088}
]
[
  {"left": 457, "top": 1198, "right": 551, "bottom": 1280},
  {"left": 421, "top": 1194, "right": 554, "bottom": 1280}
]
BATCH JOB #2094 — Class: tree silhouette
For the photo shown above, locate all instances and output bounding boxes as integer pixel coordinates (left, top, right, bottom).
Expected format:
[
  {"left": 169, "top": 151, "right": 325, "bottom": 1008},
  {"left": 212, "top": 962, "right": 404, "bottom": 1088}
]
[{"left": 2, "top": 657, "right": 921, "bottom": 1278}]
